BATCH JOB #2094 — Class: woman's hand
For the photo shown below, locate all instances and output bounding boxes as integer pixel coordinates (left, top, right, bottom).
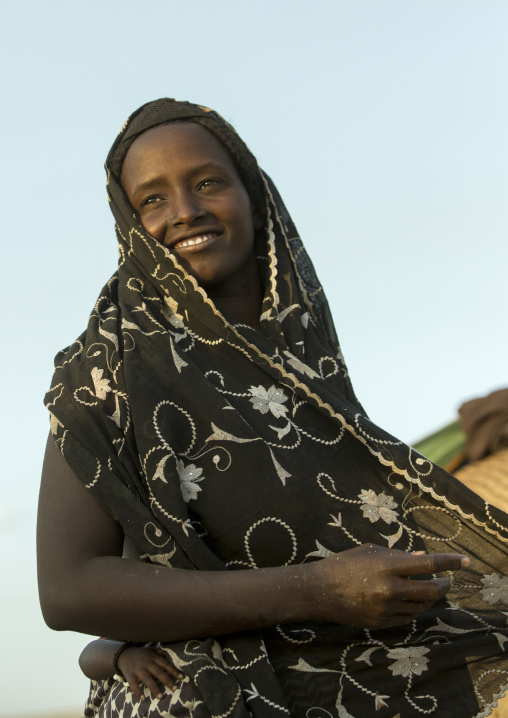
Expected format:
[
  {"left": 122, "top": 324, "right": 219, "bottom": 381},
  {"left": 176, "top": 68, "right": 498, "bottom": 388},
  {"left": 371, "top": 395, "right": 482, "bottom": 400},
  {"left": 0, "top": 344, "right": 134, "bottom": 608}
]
[
  {"left": 307, "top": 544, "right": 469, "bottom": 630},
  {"left": 117, "top": 646, "right": 184, "bottom": 700}
]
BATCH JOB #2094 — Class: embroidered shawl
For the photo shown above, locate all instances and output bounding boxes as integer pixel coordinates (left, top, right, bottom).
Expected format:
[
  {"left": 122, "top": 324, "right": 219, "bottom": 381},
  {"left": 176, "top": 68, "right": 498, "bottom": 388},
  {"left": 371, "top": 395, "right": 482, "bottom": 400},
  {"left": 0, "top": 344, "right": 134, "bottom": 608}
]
[{"left": 46, "top": 99, "right": 508, "bottom": 718}]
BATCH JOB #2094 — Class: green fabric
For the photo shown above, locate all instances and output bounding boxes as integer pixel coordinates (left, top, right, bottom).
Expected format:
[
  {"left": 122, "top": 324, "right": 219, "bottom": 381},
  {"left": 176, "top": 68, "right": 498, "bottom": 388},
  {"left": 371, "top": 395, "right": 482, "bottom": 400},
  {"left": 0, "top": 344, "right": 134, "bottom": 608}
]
[{"left": 413, "top": 420, "right": 466, "bottom": 468}]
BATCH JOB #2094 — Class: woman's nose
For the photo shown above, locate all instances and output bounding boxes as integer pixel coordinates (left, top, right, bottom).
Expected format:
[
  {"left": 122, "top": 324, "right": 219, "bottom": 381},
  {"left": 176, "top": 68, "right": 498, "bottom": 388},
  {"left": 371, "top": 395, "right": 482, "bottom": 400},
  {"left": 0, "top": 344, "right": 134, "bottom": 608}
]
[{"left": 172, "top": 191, "right": 204, "bottom": 226}]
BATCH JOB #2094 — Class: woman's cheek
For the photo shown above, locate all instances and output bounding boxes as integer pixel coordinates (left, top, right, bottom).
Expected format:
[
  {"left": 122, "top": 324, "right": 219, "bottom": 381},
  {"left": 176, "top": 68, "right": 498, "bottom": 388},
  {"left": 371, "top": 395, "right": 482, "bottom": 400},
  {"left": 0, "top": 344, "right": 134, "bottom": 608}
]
[{"left": 140, "top": 215, "right": 164, "bottom": 242}]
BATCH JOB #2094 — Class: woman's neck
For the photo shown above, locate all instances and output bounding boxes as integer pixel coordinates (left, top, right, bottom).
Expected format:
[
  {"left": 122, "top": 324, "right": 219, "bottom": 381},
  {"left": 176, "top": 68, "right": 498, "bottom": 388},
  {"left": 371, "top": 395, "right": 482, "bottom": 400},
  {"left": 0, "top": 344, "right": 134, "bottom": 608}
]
[
  {"left": 212, "top": 291, "right": 263, "bottom": 330},
  {"left": 207, "top": 254, "right": 263, "bottom": 330}
]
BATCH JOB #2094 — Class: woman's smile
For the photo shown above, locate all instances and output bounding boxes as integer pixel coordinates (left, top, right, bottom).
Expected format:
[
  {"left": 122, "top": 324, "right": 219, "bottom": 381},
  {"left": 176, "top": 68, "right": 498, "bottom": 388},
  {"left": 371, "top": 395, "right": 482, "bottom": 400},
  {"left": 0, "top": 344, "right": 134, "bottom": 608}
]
[
  {"left": 172, "top": 231, "right": 220, "bottom": 250},
  {"left": 121, "top": 123, "right": 263, "bottom": 291}
]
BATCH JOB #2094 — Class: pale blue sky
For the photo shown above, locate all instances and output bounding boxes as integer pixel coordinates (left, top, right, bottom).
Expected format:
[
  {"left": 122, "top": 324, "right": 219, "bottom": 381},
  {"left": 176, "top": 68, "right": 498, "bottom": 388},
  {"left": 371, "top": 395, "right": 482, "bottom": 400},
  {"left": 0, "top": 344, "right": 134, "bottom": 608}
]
[{"left": 1, "top": 1, "right": 507, "bottom": 714}]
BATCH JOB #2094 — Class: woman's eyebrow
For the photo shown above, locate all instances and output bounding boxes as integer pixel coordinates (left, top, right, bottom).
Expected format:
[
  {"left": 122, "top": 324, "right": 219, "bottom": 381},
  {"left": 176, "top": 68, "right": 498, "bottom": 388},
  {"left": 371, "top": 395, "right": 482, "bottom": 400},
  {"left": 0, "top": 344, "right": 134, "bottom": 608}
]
[
  {"left": 131, "top": 176, "right": 168, "bottom": 198},
  {"left": 131, "top": 163, "right": 227, "bottom": 199}
]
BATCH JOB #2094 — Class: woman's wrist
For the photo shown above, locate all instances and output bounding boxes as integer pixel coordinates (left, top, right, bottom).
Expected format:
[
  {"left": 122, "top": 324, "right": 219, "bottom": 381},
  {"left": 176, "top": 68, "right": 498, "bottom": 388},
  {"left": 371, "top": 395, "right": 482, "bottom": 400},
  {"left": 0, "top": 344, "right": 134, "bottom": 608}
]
[
  {"left": 269, "top": 562, "right": 322, "bottom": 625},
  {"left": 293, "top": 561, "right": 324, "bottom": 622}
]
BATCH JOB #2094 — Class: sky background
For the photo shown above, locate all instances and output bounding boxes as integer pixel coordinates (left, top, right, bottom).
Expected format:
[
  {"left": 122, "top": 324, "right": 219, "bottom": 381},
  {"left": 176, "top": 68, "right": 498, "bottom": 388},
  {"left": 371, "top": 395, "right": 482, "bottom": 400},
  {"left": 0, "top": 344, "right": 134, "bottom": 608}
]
[{"left": 1, "top": 1, "right": 507, "bottom": 715}]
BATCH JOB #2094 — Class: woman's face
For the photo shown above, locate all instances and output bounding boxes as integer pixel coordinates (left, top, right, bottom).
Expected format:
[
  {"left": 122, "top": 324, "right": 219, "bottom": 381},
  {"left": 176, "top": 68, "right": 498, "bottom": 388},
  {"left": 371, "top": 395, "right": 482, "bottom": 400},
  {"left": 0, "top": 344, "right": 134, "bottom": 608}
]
[{"left": 121, "top": 122, "right": 262, "bottom": 289}]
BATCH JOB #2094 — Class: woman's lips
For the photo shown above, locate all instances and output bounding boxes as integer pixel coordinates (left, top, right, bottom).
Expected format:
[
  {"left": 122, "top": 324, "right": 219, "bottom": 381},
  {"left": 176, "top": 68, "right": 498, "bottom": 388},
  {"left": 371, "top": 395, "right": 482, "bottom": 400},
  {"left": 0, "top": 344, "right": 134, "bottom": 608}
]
[{"left": 172, "top": 232, "right": 219, "bottom": 250}]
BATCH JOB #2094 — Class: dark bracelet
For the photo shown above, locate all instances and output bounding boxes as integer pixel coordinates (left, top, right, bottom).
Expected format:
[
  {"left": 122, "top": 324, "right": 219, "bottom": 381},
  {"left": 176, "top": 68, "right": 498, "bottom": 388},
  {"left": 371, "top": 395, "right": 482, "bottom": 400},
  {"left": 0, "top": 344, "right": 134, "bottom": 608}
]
[{"left": 112, "top": 641, "right": 138, "bottom": 677}]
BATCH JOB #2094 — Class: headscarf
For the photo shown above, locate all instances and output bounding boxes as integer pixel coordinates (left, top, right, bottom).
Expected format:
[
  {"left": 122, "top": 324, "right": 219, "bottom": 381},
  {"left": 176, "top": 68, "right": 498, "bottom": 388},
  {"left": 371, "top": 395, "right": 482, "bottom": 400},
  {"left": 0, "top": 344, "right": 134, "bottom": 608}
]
[{"left": 46, "top": 99, "right": 508, "bottom": 718}]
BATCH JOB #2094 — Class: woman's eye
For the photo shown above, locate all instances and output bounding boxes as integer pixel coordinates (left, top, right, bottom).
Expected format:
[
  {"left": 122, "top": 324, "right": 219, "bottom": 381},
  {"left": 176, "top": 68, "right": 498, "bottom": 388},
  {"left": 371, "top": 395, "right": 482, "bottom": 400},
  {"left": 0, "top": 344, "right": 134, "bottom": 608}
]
[
  {"left": 198, "top": 178, "right": 220, "bottom": 191},
  {"left": 140, "top": 195, "right": 161, "bottom": 208}
]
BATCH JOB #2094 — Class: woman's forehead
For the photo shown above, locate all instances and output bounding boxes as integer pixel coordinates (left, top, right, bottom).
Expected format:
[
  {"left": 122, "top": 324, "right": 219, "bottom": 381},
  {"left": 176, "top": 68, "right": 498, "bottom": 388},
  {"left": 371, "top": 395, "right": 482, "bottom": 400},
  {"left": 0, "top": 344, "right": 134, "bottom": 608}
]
[{"left": 121, "top": 122, "right": 238, "bottom": 187}]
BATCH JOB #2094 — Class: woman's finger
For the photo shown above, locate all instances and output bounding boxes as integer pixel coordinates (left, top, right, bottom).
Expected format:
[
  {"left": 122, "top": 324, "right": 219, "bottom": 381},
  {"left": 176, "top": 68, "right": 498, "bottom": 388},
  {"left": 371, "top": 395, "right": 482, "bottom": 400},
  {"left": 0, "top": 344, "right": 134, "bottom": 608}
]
[
  {"left": 386, "top": 601, "right": 434, "bottom": 620},
  {"left": 381, "top": 612, "right": 424, "bottom": 628},
  {"left": 397, "top": 576, "right": 451, "bottom": 603},
  {"left": 400, "top": 552, "right": 469, "bottom": 576}
]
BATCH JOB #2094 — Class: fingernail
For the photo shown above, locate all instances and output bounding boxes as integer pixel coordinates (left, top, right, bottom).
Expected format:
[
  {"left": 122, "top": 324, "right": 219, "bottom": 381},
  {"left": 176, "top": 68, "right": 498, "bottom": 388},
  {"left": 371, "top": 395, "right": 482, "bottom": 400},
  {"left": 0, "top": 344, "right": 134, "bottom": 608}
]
[
  {"left": 157, "top": 692, "right": 163, "bottom": 699},
  {"left": 461, "top": 557, "right": 471, "bottom": 568}
]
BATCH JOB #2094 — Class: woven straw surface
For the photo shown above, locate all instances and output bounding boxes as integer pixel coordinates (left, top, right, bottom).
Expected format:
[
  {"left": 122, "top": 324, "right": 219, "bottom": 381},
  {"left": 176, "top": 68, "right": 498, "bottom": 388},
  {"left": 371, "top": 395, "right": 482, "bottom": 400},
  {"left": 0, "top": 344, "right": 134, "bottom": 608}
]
[
  {"left": 455, "top": 448, "right": 508, "bottom": 717},
  {"left": 455, "top": 448, "right": 508, "bottom": 512}
]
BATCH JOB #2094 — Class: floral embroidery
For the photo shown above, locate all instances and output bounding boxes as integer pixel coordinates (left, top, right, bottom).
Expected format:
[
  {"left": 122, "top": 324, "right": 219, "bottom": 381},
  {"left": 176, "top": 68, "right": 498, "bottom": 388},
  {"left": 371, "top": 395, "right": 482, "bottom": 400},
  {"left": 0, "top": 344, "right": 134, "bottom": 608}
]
[
  {"left": 481, "top": 574, "right": 508, "bottom": 606},
  {"left": 387, "top": 647, "right": 430, "bottom": 677},
  {"left": 358, "top": 489, "right": 398, "bottom": 524},
  {"left": 283, "top": 350, "right": 319, "bottom": 379},
  {"left": 249, "top": 385, "right": 289, "bottom": 419},
  {"left": 91, "top": 367, "right": 111, "bottom": 399},
  {"left": 176, "top": 459, "right": 204, "bottom": 502}
]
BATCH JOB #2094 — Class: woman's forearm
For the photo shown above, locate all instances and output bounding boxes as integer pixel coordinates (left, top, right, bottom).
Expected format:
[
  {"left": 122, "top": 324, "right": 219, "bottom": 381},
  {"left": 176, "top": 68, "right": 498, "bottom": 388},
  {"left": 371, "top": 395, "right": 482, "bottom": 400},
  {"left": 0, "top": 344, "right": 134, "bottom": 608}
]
[
  {"left": 45, "top": 555, "right": 317, "bottom": 642},
  {"left": 38, "top": 434, "right": 468, "bottom": 641}
]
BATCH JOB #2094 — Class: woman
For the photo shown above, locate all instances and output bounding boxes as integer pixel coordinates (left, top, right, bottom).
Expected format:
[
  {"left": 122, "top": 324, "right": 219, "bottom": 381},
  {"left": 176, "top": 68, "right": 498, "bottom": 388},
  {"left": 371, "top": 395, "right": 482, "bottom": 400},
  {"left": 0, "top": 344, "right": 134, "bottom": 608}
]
[{"left": 38, "top": 98, "right": 508, "bottom": 717}]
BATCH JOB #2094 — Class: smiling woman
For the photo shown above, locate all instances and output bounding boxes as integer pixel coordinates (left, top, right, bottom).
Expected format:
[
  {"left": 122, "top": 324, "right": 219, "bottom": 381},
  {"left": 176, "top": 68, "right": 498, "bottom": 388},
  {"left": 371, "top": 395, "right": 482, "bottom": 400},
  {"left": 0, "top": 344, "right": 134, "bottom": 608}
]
[
  {"left": 38, "top": 98, "right": 508, "bottom": 718},
  {"left": 121, "top": 122, "right": 264, "bottom": 326}
]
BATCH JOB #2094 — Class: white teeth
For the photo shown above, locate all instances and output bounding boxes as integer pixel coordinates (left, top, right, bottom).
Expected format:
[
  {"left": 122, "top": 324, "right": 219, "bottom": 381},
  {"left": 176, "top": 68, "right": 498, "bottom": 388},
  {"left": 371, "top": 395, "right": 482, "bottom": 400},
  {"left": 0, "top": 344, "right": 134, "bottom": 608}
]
[{"left": 176, "top": 233, "right": 215, "bottom": 248}]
